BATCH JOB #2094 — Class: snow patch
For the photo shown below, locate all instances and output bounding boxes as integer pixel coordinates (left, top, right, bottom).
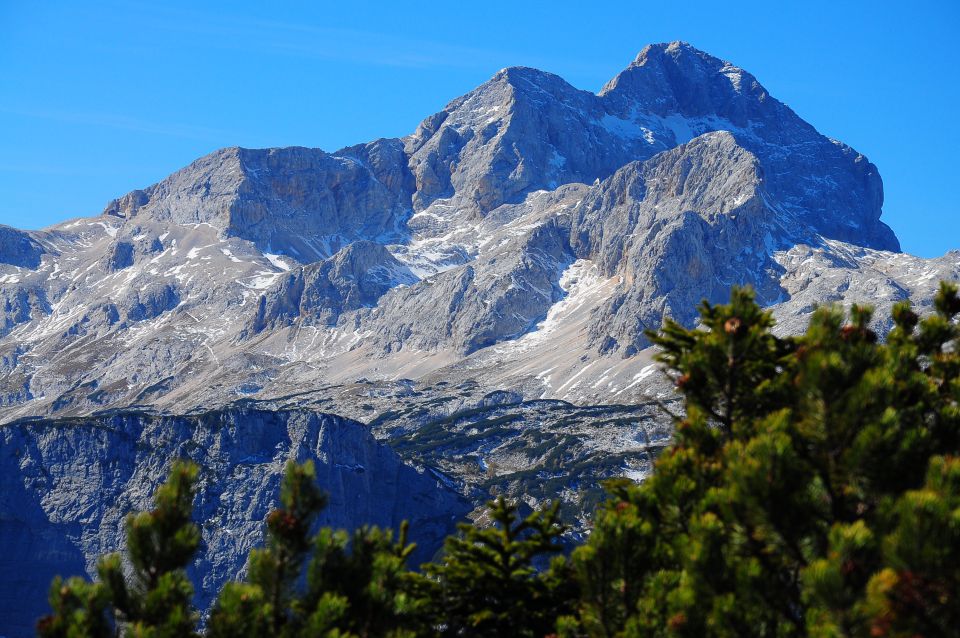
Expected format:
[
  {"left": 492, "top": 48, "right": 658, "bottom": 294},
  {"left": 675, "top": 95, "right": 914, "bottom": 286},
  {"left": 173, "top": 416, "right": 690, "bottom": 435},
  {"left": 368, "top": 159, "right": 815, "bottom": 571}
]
[
  {"left": 221, "top": 248, "right": 243, "bottom": 264},
  {"left": 264, "top": 253, "right": 291, "bottom": 271},
  {"left": 90, "top": 221, "right": 119, "bottom": 238},
  {"left": 598, "top": 114, "right": 656, "bottom": 144}
]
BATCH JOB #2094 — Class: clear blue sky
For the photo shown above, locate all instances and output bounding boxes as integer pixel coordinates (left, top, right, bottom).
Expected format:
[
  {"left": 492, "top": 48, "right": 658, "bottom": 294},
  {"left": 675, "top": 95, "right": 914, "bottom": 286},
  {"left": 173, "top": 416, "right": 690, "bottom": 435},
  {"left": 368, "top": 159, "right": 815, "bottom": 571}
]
[{"left": 1, "top": 1, "right": 957, "bottom": 257}]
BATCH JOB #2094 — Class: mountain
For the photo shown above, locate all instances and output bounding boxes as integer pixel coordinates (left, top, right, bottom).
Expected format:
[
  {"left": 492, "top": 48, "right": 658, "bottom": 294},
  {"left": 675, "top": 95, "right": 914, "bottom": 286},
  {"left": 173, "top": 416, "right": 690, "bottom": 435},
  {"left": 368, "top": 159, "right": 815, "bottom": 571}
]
[{"left": 1, "top": 41, "right": 958, "bottom": 634}]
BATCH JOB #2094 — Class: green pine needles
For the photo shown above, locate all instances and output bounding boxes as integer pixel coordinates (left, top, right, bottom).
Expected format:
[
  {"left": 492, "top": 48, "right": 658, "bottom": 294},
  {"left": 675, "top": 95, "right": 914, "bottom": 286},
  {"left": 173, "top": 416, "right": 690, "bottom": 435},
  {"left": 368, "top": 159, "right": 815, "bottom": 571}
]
[
  {"left": 36, "top": 283, "right": 960, "bottom": 637},
  {"left": 568, "top": 282, "right": 960, "bottom": 638},
  {"left": 424, "top": 497, "right": 576, "bottom": 637}
]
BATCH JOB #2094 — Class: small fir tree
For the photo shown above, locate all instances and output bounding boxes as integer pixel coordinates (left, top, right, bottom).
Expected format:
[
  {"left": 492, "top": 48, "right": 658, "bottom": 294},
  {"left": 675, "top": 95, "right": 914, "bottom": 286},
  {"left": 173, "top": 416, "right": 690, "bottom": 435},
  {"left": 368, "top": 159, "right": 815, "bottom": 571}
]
[{"left": 424, "top": 497, "right": 576, "bottom": 637}]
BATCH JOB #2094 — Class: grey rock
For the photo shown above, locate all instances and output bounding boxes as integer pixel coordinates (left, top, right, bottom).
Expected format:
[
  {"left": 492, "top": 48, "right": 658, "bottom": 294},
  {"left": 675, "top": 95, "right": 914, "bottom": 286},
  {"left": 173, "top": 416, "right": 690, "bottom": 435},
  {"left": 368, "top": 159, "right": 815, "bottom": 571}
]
[
  {"left": 569, "top": 131, "right": 786, "bottom": 352},
  {"left": 104, "top": 146, "right": 411, "bottom": 262},
  {"left": 0, "top": 284, "right": 51, "bottom": 339},
  {"left": 245, "top": 240, "right": 416, "bottom": 335},
  {"left": 104, "top": 188, "right": 150, "bottom": 218},
  {"left": 405, "top": 66, "right": 658, "bottom": 216},
  {"left": 106, "top": 240, "right": 135, "bottom": 270},
  {"left": 0, "top": 225, "right": 44, "bottom": 269},
  {"left": 371, "top": 218, "right": 574, "bottom": 354},
  {"left": 119, "top": 282, "right": 180, "bottom": 322},
  {"left": 337, "top": 138, "right": 417, "bottom": 201},
  {"left": 600, "top": 42, "right": 898, "bottom": 250}
]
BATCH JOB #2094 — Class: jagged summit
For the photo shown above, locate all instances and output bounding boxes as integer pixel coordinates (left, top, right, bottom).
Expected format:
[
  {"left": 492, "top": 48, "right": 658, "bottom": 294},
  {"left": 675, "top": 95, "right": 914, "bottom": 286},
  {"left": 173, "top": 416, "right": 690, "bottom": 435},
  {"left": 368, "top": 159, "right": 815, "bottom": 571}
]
[
  {"left": 602, "top": 41, "right": 773, "bottom": 122},
  {"left": 626, "top": 40, "right": 743, "bottom": 74}
]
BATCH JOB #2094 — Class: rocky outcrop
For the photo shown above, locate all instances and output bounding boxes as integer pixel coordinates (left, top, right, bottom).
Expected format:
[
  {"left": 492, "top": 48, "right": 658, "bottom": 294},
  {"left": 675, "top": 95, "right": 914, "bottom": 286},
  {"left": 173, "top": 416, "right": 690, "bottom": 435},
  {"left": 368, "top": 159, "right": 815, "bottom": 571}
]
[
  {"left": 405, "top": 66, "right": 659, "bottom": 216},
  {"left": 599, "top": 42, "right": 898, "bottom": 251},
  {"left": 569, "top": 131, "right": 786, "bottom": 352},
  {"left": 0, "top": 225, "right": 44, "bottom": 269},
  {"left": 0, "top": 285, "right": 50, "bottom": 339},
  {"left": 104, "top": 188, "right": 150, "bottom": 218},
  {"left": 336, "top": 138, "right": 417, "bottom": 201},
  {"left": 244, "top": 241, "right": 416, "bottom": 335},
  {"left": 0, "top": 407, "right": 469, "bottom": 637},
  {"left": 371, "top": 219, "right": 574, "bottom": 354},
  {"left": 118, "top": 282, "right": 180, "bottom": 322},
  {"left": 403, "top": 42, "right": 897, "bottom": 253},
  {"left": 102, "top": 146, "right": 411, "bottom": 262}
]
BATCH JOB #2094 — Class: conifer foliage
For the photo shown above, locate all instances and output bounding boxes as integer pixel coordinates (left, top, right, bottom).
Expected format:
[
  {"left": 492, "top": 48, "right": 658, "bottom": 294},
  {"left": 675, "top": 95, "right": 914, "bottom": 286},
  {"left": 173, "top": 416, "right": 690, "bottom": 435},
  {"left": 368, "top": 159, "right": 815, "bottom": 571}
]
[
  {"left": 207, "top": 460, "right": 426, "bottom": 637},
  {"left": 424, "top": 497, "right": 576, "bottom": 637},
  {"left": 569, "top": 283, "right": 960, "bottom": 637}
]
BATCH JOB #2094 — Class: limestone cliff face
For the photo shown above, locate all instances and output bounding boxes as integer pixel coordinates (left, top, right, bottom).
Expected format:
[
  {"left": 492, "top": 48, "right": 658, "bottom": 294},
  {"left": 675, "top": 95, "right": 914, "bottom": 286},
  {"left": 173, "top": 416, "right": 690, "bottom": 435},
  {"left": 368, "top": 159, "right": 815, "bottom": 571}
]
[
  {"left": 569, "top": 131, "right": 786, "bottom": 353},
  {"left": 103, "top": 145, "right": 411, "bottom": 262},
  {"left": 404, "top": 66, "right": 658, "bottom": 216},
  {"left": 0, "top": 225, "right": 45, "bottom": 269},
  {"left": 599, "top": 42, "right": 897, "bottom": 251},
  {"left": 0, "top": 407, "right": 469, "bottom": 637},
  {"left": 244, "top": 240, "right": 417, "bottom": 336}
]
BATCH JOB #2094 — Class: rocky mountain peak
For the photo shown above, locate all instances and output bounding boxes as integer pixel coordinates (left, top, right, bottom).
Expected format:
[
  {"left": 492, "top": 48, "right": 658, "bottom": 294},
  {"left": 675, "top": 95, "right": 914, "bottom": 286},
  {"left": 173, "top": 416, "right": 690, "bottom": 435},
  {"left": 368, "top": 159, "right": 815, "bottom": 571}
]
[
  {"left": 602, "top": 41, "right": 782, "bottom": 128},
  {"left": 0, "top": 42, "right": 937, "bottom": 426},
  {"left": 100, "top": 145, "right": 411, "bottom": 264}
]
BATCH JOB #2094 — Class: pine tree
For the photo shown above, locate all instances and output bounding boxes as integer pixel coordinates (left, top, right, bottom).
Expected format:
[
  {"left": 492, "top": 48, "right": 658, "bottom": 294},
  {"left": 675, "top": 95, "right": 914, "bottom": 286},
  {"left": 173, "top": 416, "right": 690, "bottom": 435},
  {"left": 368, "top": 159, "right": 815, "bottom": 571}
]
[
  {"left": 208, "top": 460, "right": 424, "bottom": 637},
  {"left": 208, "top": 460, "right": 326, "bottom": 637},
  {"left": 300, "top": 522, "right": 425, "bottom": 637},
  {"left": 861, "top": 455, "right": 960, "bottom": 637},
  {"left": 36, "top": 577, "right": 113, "bottom": 638},
  {"left": 571, "top": 283, "right": 960, "bottom": 638},
  {"left": 424, "top": 497, "right": 576, "bottom": 637}
]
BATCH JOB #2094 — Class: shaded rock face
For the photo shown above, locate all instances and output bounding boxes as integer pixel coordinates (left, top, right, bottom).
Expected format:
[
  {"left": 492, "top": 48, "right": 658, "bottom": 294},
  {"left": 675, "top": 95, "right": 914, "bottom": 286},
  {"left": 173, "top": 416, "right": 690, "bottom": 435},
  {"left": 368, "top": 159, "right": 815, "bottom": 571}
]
[
  {"left": 102, "top": 235, "right": 165, "bottom": 272},
  {"left": 107, "top": 240, "right": 136, "bottom": 270},
  {"left": 0, "top": 407, "right": 470, "bottom": 637},
  {"left": 103, "top": 188, "right": 150, "bottom": 218},
  {"left": 336, "top": 138, "right": 417, "bottom": 201},
  {"left": 119, "top": 282, "right": 180, "bottom": 322},
  {"left": 0, "top": 225, "right": 44, "bottom": 269},
  {"left": 245, "top": 240, "right": 417, "bottom": 336},
  {"left": 0, "top": 285, "right": 51, "bottom": 339},
  {"left": 599, "top": 42, "right": 897, "bottom": 251}
]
